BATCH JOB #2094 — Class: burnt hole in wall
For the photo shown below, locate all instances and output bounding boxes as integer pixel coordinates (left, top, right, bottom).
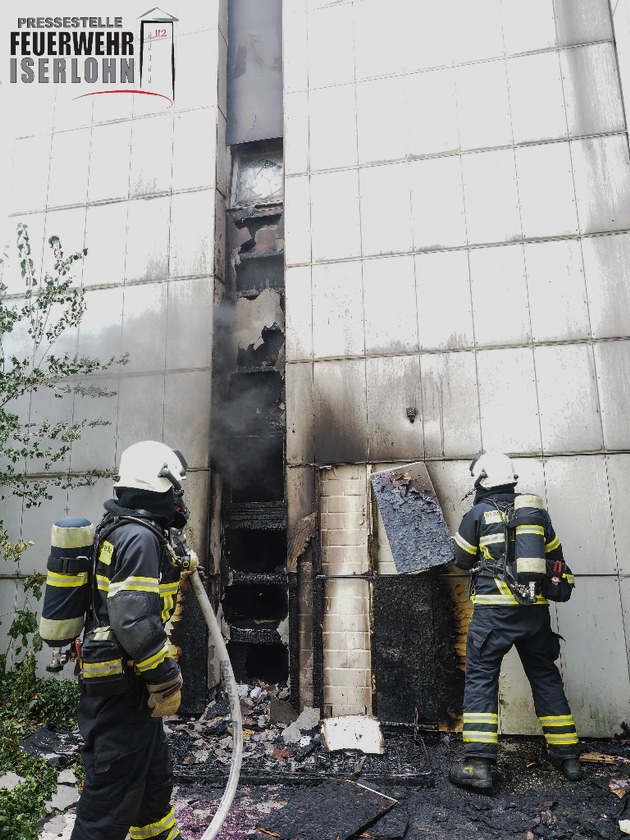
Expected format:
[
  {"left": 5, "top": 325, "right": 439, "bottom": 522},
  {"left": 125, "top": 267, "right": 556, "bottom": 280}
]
[
  {"left": 224, "top": 529, "right": 287, "bottom": 574},
  {"left": 229, "top": 433, "right": 284, "bottom": 502},
  {"left": 227, "top": 640, "right": 289, "bottom": 684},
  {"left": 238, "top": 323, "right": 285, "bottom": 368},
  {"left": 236, "top": 213, "right": 283, "bottom": 255},
  {"left": 236, "top": 252, "right": 284, "bottom": 295},
  {"left": 223, "top": 583, "right": 288, "bottom": 621},
  {"left": 227, "top": 371, "right": 284, "bottom": 429}
]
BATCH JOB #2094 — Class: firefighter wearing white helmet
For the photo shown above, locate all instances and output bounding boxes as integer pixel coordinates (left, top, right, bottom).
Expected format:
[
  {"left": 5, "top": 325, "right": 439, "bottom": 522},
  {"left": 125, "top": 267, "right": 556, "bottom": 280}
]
[
  {"left": 449, "top": 452, "right": 580, "bottom": 791},
  {"left": 71, "top": 441, "right": 188, "bottom": 840}
]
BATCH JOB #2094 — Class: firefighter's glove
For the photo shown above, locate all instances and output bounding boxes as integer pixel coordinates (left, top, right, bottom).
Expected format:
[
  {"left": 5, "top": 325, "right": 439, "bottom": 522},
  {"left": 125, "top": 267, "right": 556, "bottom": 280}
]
[{"left": 146, "top": 673, "right": 183, "bottom": 717}]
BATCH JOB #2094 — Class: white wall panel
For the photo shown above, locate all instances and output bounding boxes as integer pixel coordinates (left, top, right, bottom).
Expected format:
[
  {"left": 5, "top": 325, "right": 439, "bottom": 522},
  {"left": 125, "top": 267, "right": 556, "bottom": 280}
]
[
  {"left": 572, "top": 136, "right": 630, "bottom": 235},
  {"left": 70, "top": 377, "right": 120, "bottom": 474},
  {"left": 8, "top": 134, "right": 51, "bottom": 214},
  {"left": 455, "top": 60, "right": 512, "bottom": 151},
  {"left": 421, "top": 351, "right": 482, "bottom": 458},
  {"left": 313, "top": 359, "right": 368, "bottom": 462},
  {"left": 363, "top": 255, "right": 418, "bottom": 354},
  {"left": 605, "top": 454, "right": 630, "bottom": 575},
  {"left": 410, "top": 156, "right": 467, "bottom": 251},
  {"left": 282, "top": 0, "right": 309, "bottom": 94},
  {"left": 172, "top": 109, "right": 218, "bottom": 191},
  {"left": 462, "top": 149, "right": 521, "bottom": 245},
  {"left": 501, "top": 0, "right": 557, "bottom": 54},
  {"left": 77, "top": 286, "right": 124, "bottom": 361},
  {"left": 284, "top": 175, "right": 312, "bottom": 266},
  {"left": 582, "top": 233, "right": 630, "bottom": 339},
  {"left": 312, "top": 260, "right": 364, "bottom": 358},
  {"left": 560, "top": 43, "right": 625, "bottom": 137},
  {"left": 308, "top": 4, "right": 355, "bottom": 88},
  {"left": 285, "top": 266, "right": 314, "bottom": 361},
  {"left": 366, "top": 355, "right": 423, "bottom": 460},
  {"left": 451, "top": 0, "right": 504, "bottom": 63},
  {"left": 469, "top": 244, "right": 530, "bottom": 347},
  {"left": 524, "top": 239, "right": 590, "bottom": 342},
  {"left": 543, "top": 455, "right": 615, "bottom": 575},
  {"left": 116, "top": 374, "right": 166, "bottom": 452},
  {"left": 284, "top": 91, "right": 310, "bottom": 176},
  {"left": 357, "top": 77, "right": 408, "bottom": 164},
  {"left": 169, "top": 190, "right": 215, "bottom": 278},
  {"left": 594, "top": 340, "right": 630, "bottom": 451},
  {"left": 477, "top": 347, "right": 541, "bottom": 452},
  {"left": 129, "top": 115, "right": 174, "bottom": 197},
  {"left": 360, "top": 164, "right": 413, "bottom": 257},
  {"left": 405, "top": 68, "right": 459, "bottom": 157},
  {"left": 311, "top": 169, "right": 361, "bottom": 262},
  {"left": 515, "top": 142, "right": 579, "bottom": 239},
  {"left": 48, "top": 128, "right": 91, "bottom": 208},
  {"left": 163, "top": 371, "right": 212, "bottom": 469},
  {"left": 416, "top": 250, "right": 474, "bottom": 351},
  {"left": 171, "top": 30, "right": 220, "bottom": 110},
  {"left": 125, "top": 196, "right": 171, "bottom": 282},
  {"left": 88, "top": 122, "right": 132, "bottom": 202},
  {"left": 121, "top": 283, "right": 167, "bottom": 372},
  {"left": 535, "top": 344, "right": 602, "bottom": 453},
  {"left": 84, "top": 204, "right": 127, "bottom": 288},
  {"left": 560, "top": 577, "right": 629, "bottom": 737},
  {"left": 404, "top": 4, "right": 455, "bottom": 72},
  {"left": 286, "top": 362, "right": 315, "bottom": 465},
  {"left": 165, "top": 278, "right": 214, "bottom": 369},
  {"left": 553, "top": 0, "right": 613, "bottom": 47},
  {"left": 507, "top": 52, "right": 567, "bottom": 144},
  {"left": 353, "top": 0, "right": 406, "bottom": 79},
  {"left": 310, "top": 85, "right": 358, "bottom": 171}
]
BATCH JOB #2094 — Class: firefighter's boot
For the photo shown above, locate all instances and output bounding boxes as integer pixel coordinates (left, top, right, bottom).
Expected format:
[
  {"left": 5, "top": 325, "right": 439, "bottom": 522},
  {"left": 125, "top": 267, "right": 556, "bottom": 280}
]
[
  {"left": 552, "top": 757, "right": 583, "bottom": 781},
  {"left": 449, "top": 757, "right": 494, "bottom": 790}
]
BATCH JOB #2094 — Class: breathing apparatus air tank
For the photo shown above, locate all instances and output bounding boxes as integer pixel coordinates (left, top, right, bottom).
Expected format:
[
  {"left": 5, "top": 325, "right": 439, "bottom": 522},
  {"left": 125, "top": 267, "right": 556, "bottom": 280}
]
[
  {"left": 509, "top": 494, "right": 547, "bottom": 603},
  {"left": 39, "top": 517, "right": 94, "bottom": 669}
]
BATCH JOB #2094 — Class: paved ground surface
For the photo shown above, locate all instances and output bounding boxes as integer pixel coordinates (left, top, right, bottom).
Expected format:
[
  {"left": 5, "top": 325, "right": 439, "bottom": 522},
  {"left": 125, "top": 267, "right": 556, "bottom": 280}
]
[{"left": 38, "top": 730, "right": 630, "bottom": 839}]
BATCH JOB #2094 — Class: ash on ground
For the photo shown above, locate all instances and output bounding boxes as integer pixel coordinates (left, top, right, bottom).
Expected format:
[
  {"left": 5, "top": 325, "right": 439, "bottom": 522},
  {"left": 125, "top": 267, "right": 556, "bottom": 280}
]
[{"left": 168, "top": 686, "right": 630, "bottom": 840}]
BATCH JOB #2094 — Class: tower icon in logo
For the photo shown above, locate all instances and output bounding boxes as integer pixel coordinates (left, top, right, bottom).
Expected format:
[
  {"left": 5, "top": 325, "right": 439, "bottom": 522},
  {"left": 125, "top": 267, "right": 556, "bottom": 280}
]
[{"left": 139, "top": 7, "right": 178, "bottom": 102}]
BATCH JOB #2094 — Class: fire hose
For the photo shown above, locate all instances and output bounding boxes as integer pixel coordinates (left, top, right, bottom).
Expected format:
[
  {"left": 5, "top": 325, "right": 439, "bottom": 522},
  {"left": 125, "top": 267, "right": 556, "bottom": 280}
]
[{"left": 185, "top": 561, "right": 244, "bottom": 840}]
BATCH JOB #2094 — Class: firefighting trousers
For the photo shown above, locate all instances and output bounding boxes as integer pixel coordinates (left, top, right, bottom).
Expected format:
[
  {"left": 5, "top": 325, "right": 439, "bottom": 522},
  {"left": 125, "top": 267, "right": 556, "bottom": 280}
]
[
  {"left": 462, "top": 606, "right": 579, "bottom": 761},
  {"left": 70, "top": 683, "right": 181, "bottom": 840}
]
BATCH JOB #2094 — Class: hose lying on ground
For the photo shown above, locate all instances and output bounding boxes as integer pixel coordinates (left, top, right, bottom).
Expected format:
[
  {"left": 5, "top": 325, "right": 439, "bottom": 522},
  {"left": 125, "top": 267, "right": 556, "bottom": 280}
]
[{"left": 188, "top": 567, "right": 244, "bottom": 840}]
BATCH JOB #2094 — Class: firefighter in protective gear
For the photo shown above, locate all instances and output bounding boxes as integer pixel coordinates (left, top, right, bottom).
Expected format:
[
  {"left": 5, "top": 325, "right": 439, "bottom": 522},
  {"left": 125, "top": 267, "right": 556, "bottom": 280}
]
[
  {"left": 70, "top": 441, "right": 189, "bottom": 840},
  {"left": 449, "top": 452, "right": 581, "bottom": 790}
]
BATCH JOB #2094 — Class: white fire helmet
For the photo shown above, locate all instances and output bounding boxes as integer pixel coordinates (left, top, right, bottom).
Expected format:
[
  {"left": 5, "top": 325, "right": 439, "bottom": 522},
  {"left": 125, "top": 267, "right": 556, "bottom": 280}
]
[
  {"left": 469, "top": 451, "right": 518, "bottom": 490},
  {"left": 113, "top": 441, "right": 187, "bottom": 494}
]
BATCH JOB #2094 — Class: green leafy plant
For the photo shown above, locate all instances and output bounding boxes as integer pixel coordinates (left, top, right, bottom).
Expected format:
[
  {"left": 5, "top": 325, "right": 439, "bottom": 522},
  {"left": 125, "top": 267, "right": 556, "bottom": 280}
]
[
  {"left": 0, "top": 224, "right": 128, "bottom": 833},
  {"left": 0, "top": 654, "right": 79, "bottom": 838},
  {"left": 0, "top": 223, "right": 127, "bottom": 659}
]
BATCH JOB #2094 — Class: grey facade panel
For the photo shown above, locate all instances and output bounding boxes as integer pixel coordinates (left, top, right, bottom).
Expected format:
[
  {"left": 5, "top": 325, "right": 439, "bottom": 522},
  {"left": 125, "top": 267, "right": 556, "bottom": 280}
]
[{"left": 227, "top": 0, "right": 283, "bottom": 145}]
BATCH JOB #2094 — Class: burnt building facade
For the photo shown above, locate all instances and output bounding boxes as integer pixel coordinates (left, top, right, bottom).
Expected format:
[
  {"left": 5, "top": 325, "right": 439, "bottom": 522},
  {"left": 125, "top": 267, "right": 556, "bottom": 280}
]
[{"left": 3, "top": 0, "right": 630, "bottom": 738}]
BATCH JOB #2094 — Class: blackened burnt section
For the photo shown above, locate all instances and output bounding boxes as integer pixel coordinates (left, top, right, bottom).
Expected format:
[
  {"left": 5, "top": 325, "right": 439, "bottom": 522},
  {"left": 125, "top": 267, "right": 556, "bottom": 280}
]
[
  {"left": 371, "top": 573, "right": 464, "bottom": 727},
  {"left": 236, "top": 252, "right": 284, "bottom": 295},
  {"left": 225, "top": 530, "right": 287, "bottom": 574},
  {"left": 218, "top": 137, "right": 290, "bottom": 691}
]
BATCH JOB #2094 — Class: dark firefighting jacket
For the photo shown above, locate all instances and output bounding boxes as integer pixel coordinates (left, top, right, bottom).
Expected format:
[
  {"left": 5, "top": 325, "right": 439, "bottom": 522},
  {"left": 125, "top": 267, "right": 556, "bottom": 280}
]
[
  {"left": 453, "top": 490, "right": 573, "bottom": 607},
  {"left": 87, "top": 500, "right": 181, "bottom": 687}
]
